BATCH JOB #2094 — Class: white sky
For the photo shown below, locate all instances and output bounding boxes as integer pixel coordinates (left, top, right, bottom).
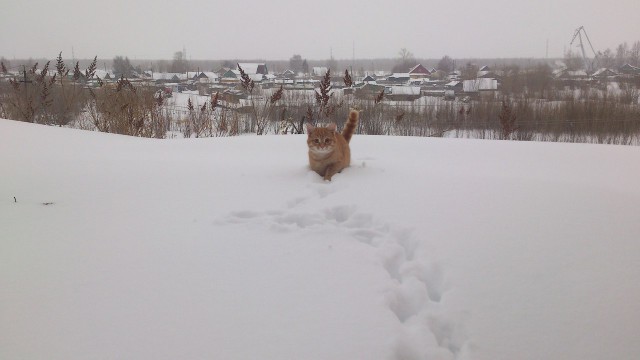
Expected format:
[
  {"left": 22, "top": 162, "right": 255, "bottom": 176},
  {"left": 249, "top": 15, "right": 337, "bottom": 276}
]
[{"left": 1, "top": 0, "right": 639, "bottom": 60}]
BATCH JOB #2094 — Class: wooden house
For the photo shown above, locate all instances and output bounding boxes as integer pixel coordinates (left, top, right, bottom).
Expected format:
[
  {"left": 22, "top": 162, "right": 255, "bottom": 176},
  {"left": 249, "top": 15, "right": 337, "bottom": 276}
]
[
  {"left": 362, "top": 75, "right": 376, "bottom": 84},
  {"left": 408, "top": 64, "right": 431, "bottom": 79},
  {"left": 618, "top": 64, "right": 640, "bottom": 77},
  {"left": 592, "top": 68, "right": 618, "bottom": 80}
]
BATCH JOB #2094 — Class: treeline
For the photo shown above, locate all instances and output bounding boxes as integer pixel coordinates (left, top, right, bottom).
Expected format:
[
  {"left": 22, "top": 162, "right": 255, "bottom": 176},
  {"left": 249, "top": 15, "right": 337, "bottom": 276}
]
[{"left": 1, "top": 54, "right": 640, "bottom": 145}]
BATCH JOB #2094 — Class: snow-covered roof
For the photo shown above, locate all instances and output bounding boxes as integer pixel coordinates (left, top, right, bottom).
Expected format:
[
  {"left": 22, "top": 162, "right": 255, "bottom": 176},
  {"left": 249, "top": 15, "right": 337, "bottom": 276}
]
[
  {"left": 153, "top": 72, "right": 188, "bottom": 81},
  {"left": 186, "top": 71, "right": 219, "bottom": 80},
  {"left": 201, "top": 72, "right": 219, "bottom": 79},
  {"left": 362, "top": 75, "right": 376, "bottom": 82},
  {"left": 619, "top": 63, "right": 640, "bottom": 74},
  {"left": 592, "top": 68, "right": 617, "bottom": 77},
  {"left": 93, "top": 69, "right": 115, "bottom": 79},
  {"left": 237, "top": 63, "right": 266, "bottom": 74},
  {"left": 408, "top": 64, "right": 430, "bottom": 74},
  {"left": 477, "top": 70, "right": 494, "bottom": 78}
]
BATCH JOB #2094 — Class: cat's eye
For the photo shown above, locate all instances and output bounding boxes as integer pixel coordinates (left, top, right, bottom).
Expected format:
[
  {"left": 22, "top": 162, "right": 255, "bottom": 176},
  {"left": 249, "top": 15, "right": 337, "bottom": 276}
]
[
  {"left": 324, "top": 139, "right": 330, "bottom": 144},
  {"left": 314, "top": 139, "right": 320, "bottom": 144}
]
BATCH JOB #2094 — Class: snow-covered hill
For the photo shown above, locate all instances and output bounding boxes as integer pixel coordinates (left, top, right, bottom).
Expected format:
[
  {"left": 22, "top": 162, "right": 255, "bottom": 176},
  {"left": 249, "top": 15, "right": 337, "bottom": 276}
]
[{"left": 1, "top": 119, "right": 639, "bottom": 360}]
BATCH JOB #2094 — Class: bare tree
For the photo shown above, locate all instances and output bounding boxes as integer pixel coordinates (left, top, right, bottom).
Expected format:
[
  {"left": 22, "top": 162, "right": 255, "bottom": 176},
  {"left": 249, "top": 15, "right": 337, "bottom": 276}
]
[{"left": 392, "top": 48, "right": 415, "bottom": 73}]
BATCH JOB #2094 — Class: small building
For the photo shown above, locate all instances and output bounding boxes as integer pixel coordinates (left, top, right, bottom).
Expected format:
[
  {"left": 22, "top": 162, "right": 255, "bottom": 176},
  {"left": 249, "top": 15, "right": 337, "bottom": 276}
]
[
  {"left": 592, "top": 68, "right": 618, "bottom": 79},
  {"left": 220, "top": 69, "right": 241, "bottom": 84},
  {"left": 237, "top": 63, "right": 268, "bottom": 75},
  {"left": 553, "top": 68, "right": 588, "bottom": 80},
  {"left": 387, "top": 86, "right": 421, "bottom": 101},
  {"left": 187, "top": 71, "right": 220, "bottom": 84},
  {"left": 280, "top": 69, "right": 296, "bottom": 79},
  {"left": 463, "top": 78, "right": 498, "bottom": 92},
  {"left": 445, "top": 80, "right": 463, "bottom": 93},
  {"left": 221, "top": 89, "right": 249, "bottom": 104},
  {"left": 387, "top": 73, "right": 410, "bottom": 84},
  {"left": 153, "top": 72, "right": 188, "bottom": 84},
  {"left": 362, "top": 75, "right": 377, "bottom": 84},
  {"left": 447, "top": 70, "right": 461, "bottom": 81},
  {"left": 408, "top": 64, "right": 431, "bottom": 79},
  {"left": 618, "top": 64, "right": 640, "bottom": 77},
  {"left": 354, "top": 83, "right": 386, "bottom": 100}
]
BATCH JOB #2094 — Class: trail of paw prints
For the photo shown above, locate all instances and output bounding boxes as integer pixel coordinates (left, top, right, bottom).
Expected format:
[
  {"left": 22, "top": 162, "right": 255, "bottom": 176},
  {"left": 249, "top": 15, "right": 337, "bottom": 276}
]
[{"left": 221, "top": 204, "right": 468, "bottom": 359}]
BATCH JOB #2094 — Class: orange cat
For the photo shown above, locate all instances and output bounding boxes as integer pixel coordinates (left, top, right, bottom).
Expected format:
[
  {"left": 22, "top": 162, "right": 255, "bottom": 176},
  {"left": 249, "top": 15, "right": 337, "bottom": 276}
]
[{"left": 306, "top": 110, "right": 359, "bottom": 181}]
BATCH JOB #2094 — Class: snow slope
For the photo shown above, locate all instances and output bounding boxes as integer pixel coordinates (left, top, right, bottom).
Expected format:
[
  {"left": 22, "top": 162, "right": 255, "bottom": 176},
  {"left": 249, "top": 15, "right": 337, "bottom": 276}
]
[{"left": 1, "top": 119, "right": 639, "bottom": 360}]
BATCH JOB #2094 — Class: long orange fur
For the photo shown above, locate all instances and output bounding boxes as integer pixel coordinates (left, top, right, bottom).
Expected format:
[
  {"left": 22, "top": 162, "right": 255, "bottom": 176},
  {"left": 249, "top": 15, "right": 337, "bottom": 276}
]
[{"left": 306, "top": 110, "right": 359, "bottom": 181}]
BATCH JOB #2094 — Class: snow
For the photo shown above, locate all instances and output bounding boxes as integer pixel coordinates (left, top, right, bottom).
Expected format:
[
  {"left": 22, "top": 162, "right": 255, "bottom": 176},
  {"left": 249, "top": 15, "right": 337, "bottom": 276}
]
[{"left": 1, "top": 119, "right": 640, "bottom": 360}]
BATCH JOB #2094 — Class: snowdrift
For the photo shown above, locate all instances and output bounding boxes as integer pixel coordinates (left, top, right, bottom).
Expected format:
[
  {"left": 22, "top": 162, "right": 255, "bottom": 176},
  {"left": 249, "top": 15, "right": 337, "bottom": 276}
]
[{"left": 1, "top": 119, "right": 639, "bottom": 360}]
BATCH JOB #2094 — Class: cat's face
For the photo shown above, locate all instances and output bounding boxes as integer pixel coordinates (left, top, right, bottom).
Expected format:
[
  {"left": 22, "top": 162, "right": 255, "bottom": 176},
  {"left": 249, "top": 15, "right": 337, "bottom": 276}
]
[{"left": 306, "top": 124, "right": 337, "bottom": 154}]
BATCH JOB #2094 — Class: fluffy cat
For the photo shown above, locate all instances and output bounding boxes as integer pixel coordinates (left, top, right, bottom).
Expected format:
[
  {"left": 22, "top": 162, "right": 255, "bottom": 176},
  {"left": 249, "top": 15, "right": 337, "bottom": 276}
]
[{"left": 306, "top": 109, "right": 359, "bottom": 181}]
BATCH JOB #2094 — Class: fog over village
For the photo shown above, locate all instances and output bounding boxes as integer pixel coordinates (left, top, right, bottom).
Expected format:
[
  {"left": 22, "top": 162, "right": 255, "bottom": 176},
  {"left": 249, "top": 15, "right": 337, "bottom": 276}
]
[{"left": 2, "top": 1, "right": 640, "bottom": 360}]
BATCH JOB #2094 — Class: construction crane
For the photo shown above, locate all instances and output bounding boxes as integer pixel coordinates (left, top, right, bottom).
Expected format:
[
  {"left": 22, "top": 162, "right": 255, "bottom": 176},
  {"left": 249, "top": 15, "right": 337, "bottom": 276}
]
[{"left": 570, "top": 26, "right": 598, "bottom": 72}]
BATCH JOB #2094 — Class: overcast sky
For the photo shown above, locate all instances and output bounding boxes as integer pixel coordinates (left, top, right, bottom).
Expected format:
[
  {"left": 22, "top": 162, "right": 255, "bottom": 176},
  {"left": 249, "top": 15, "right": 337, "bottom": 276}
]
[{"left": 1, "top": 0, "right": 639, "bottom": 61}]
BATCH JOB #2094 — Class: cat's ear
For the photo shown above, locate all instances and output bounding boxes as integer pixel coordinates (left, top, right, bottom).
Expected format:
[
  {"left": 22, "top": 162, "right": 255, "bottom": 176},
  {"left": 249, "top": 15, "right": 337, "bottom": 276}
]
[
  {"left": 305, "top": 123, "right": 314, "bottom": 134},
  {"left": 327, "top": 123, "right": 337, "bottom": 131}
]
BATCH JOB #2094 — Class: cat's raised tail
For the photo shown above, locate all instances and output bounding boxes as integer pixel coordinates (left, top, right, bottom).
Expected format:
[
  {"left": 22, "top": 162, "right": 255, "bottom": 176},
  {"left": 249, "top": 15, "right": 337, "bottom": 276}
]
[{"left": 342, "top": 109, "right": 359, "bottom": 143}]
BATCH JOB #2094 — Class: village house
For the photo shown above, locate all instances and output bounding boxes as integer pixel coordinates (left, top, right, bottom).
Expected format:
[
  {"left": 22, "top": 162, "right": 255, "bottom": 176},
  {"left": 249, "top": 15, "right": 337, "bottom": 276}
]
[
  {"left": 153, "top": 72, "right": 188, "bottom": 84},
  {"left": 445, "top": 80, "right": 463, "bottom": 93},
  {"left": 187, "top": 71, "right": 220, "bottom": 84},
  {"left": 462, "top": 78, "right": 498, "bottom": 93},
  {"left": 477, "top": 65, "right": 500, "bottom": 79},
  {"left": 354, "top": 83, "right": 386, "bottom": 100},
  {"left": 386, "top": 73, "right": 410, "bottom": 84},
  {"left": 408, "top": 64, "right": 431, "bottom": 79},
  {"left": 361, "top": 75, "right": 377, "bottom": 84},
  {"left": 592, "top": 68, "right": 618, "bottom": 80},
  {"left": 618, "top": 63, "right": 640, "bottom": 78},
  {"left": 237, "top": 63, "right": 268, "bottom": 75},
  {"left": 220, "top": 69, "right": 241, "bottom": 84},
  {"left": 386, "top": 86, "right": 421, "bottom": 101},
  {"left": 280, "top": 69, "right": 296, "bottom": 79}
]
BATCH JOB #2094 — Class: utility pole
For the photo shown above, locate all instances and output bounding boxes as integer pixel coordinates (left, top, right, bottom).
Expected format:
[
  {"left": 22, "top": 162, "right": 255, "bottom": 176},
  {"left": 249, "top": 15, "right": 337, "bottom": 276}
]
[
  {"left": 351, "top": 40, "right": 354, "bottom": 76},
  {"left": 20, "top": 65, "right": 32, "bottom": 119},
  {"left": 546, "top": 39, "right": 549, "bottom": 59}
]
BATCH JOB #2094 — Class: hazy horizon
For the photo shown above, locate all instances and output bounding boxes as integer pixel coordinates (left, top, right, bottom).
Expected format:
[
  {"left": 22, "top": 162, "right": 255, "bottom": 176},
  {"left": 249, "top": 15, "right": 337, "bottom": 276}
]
[{"left": 1, "top": 0, "right": 639, "bottom": 61}]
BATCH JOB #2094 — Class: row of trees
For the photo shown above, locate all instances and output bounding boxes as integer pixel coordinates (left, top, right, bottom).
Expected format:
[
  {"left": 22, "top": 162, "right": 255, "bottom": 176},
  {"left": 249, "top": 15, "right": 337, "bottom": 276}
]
[
  {"left": 596, "top": 41, "right": 640, "bottom": 68},
  {"left": 564, "top": 41, "right": 640, "bottom": 71}
]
